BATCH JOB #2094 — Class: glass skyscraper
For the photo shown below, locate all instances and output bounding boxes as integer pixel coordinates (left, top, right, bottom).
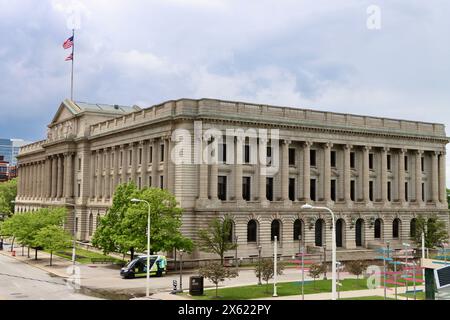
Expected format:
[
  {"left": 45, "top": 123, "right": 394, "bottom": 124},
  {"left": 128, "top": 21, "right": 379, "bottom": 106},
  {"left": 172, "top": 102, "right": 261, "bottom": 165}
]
[{"left": 0, "top": 138, "right": 31, "bottom": 166}]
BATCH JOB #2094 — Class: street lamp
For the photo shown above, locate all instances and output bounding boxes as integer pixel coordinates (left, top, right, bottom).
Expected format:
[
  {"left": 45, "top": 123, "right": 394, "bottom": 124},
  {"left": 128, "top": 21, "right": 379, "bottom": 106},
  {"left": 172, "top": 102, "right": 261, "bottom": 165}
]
[
  {"left": 257, "top": 245, "right": 262, "bottom": 285},
  {"left": 178, "top": 249, "right": 184, "bottom": 293},
  {"left": 301, "top": 203, "right": 337, "bottom": 300},
  {"left": 131, "top": 198, "right": 151, "bottom": 298}
]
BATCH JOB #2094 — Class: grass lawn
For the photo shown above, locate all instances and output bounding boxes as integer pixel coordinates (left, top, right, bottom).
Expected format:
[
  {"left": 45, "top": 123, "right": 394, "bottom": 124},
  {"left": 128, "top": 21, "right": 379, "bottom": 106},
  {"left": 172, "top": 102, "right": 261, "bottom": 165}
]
[
  {"left": 46, "top": 246, "right": 125, "bottom": 265},
  {"left": 187, "top": 278, "right": 370, "bottom": 300},
  {"left": 399, "top": 291, "right": 425, "bottom": 300}
]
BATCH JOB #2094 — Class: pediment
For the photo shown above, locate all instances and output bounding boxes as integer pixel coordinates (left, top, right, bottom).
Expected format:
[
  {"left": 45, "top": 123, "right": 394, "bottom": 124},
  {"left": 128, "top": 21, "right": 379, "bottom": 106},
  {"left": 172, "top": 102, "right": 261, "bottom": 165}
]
[{"left": 49, "top": 100, "right": 80, "bottom": 126}]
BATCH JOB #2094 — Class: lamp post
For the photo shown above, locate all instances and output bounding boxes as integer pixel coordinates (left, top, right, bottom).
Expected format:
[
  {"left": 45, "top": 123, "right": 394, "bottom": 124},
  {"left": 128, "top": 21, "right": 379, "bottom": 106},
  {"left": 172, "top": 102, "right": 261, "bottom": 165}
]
[
  {"left": 257, "top": 245, "right": 262, "bottom": 285},
  {"left": 131, "top": 198, "right": 151, "bottom": 298},
  {"left": 273, "top": 235, "right": 278, "bottom": 297},
  {"left": 302, "top": 204, "right": 337, "bottom": 300},
  {"left": 179, "top": 249, "right": 184, "bottom": 293}
]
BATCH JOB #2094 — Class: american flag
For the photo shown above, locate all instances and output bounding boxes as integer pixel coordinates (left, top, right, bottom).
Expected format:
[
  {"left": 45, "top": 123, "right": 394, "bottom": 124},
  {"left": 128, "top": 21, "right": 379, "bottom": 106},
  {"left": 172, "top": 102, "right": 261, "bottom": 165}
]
[
  {"left": 63, "top": 36, "right": 74, "bottom": 49},
  {"left": 65, "top": 53, "right": 73, "bottom": 61}
]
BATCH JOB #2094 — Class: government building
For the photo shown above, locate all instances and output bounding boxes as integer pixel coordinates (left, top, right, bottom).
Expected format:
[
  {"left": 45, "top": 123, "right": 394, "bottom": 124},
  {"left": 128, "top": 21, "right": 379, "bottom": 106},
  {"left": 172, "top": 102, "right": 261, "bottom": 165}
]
[{"left": 15, "top": 99, "right": 449, "bottom": 261}]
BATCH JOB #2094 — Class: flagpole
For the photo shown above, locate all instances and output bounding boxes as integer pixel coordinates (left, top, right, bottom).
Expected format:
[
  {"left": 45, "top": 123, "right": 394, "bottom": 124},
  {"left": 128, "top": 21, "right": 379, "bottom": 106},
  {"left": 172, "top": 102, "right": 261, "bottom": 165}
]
[{"left": 71, "top": 29, "right": 75, "bottom": 101}]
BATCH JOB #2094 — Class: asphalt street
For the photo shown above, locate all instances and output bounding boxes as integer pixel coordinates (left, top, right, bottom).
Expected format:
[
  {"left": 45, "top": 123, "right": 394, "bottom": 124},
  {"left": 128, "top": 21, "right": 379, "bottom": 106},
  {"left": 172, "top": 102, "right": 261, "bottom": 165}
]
[{"left": 0, "top": 253, "right": 99, "bottom": 300}]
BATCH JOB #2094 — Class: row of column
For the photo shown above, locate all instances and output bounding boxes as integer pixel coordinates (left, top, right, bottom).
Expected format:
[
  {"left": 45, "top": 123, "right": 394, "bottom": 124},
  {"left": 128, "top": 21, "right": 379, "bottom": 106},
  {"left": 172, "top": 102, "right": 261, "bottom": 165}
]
[
  {"left": 18, "top": 152, "right": 74, "bottom": 200},
  {"left": 90, "top": 136, "right": 172, "bottom": 200},
  {"left": 198, "top": 138, "right": 446, "bottom": 205}
]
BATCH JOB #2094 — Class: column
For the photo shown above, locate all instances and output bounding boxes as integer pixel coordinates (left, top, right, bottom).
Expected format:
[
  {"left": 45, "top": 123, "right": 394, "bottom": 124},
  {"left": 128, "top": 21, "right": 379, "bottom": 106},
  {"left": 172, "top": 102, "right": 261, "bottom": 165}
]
[
  {"left": 51, "top": 156, "right": 57, "bottom": 198},
  {"left": 167, "top": 137, "right": 175, "bottom": 193},
  {"left": 439, "top": 151, "right": 446, "bottom": 203},
  {"left": 281, "top": 139, "right": 291, "bottom": 201},
  {"left": 141, "top": 140, "right": 149, "bottom": 188},
  {"left": 415, "top": 150, "right": 423, "bottom": 204},
  {"left": 38, "top": 161, "right": 44, "bottom": 199},
  {"left": 31, "top": 163, "right": 36, "bottom": 198},
  {"left": 323, "top": 143, "right": 332, "bottom": 202},
  {"left": 151, "top": 140, "right": 159, "bottom": 187},
  {"left": 258, "top": 137, "right": 267, "bottom": 202},
  {"left": 46, "top": 157, "right": 52, "bottom": 198},
  {"left": 344, "top": 144, "right": 352, "bottom": 203},
  {"left": 96, "top": 149, "right": 103, "bottom": 199},
  {"left": 64, "top": 152, "right": 74, "bottom": 198},
  {"left": 130, "top": 143, "right": 138, "bottom": 184},
  {"left": 198, "top": 137, "right": 208, "bottom": 200},
  {"left": 431, "top": 151, "right": 439, "bottom": 203},
  {"left": 121, "top": 144, "right": 128, "bottom": 184},
  {"left": 235, "top": 136, "right": 244, "bottom": 201},
  {"left": 398, "top": 149, "right": 406, "bottom": 203},
  {"left": 381, "top": 147, "right": 389, "bottom": 203},
  {"left": 113, "top": 146, "right": 120, "bottom": 192},
  {"left": 104, "top": 148, "right": 111, "bottom": 198},
  {"left": 57, "top": 154, "right": 64, "bottom": 198},
  {"left": 89, "top": 151, "right": 96, "bottom": 199},
  {"left": 163, "top": 138, "right": 169, "bottom": 189},
  {"left": 209, "top": 137, "right": 218, "bottom": 200},
  {"left": 303, "top": 141, "right": 312, "bottom": 202},
  {"left": 362, "top": 146, "right": 371, "bottom": 203}
]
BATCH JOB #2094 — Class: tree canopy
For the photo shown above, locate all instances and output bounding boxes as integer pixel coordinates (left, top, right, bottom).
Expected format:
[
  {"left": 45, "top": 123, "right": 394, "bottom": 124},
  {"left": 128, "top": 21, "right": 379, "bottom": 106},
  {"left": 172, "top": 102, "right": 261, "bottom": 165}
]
[
  {"left": 92, "top": 183, "right": 193, "bottom": 258},
  {"left": 34, "top": 225, "right": 72, "bottom": 265},
  {"left": 0, "top": 179, "right": 17, "bottom": 217},
  {"left": 413, "top": 215, "right": 448, "bottom": 248}
]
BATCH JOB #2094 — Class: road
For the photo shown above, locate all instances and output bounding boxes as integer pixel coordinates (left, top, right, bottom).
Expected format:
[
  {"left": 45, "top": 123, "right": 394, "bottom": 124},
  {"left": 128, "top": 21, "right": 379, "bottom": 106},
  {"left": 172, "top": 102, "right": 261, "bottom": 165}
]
[{"left": 0, "top": 253, "right": 99, "bottom": 300}]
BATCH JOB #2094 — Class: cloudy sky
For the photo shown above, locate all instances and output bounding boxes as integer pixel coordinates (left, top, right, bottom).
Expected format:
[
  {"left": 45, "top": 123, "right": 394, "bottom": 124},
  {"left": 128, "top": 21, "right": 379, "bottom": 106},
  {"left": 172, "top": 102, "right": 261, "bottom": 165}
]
[{"left": 1, "top": 0, "right": 450, "bottom": 181}]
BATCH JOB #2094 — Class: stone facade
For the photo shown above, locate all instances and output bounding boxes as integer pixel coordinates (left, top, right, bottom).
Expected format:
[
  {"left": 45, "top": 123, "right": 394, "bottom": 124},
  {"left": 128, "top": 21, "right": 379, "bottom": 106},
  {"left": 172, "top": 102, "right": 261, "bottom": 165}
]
[{"left": 15, "top": 99, "right": 450, "bottom": 260}]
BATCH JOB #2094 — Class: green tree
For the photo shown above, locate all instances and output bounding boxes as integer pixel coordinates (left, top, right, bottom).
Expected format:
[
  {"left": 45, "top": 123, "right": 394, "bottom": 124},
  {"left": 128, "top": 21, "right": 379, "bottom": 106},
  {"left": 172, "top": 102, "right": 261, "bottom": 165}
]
[
  {"left": 309, "top": 263, "right": 326, "bottom": 289},
  {"left": 0, "top": 179, "right": 17, "bottom": 217},
  {"left": 92, "top": 183, "right": 193, "bottom": 260},
  {"left": 254, "top": 258, "right": 285, "bottom": 293},
  {"left": 34, "top": 225, "right": 72, "bottom": 266},
  {"left": 199, "top": 262, "right": 238, "bottom": 298},
  {"left": 197, "top": 215, "right": 236, "bottom": 266},
  {"left": 414, "top": 215, "right": 448, "bottom": 249},
  {"left": 345, "top": 260, "right": 368, "bottom": 280}
]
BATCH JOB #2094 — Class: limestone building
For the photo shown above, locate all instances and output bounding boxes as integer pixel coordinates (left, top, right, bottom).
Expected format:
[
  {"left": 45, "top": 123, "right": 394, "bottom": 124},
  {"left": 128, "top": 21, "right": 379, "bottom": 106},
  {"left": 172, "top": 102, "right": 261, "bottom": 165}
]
[{"left": 15, "top": 99, "right": 449, "bottom": 260}]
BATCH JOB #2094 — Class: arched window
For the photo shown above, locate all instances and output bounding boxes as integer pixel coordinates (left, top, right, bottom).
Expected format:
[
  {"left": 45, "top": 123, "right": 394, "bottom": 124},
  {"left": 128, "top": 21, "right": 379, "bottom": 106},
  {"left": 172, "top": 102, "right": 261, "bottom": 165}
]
[
  {"left": 393, "top": 218, "right": 401, "bottom": 239},
  {"left": 88, "top": 213, "right": 93, "bottom": 236},
  {"left": 271, "top": 220, "right": 281, "bottom": 241},
  {"left": 293, "top": 219, "right": 303, "bottom": 241},
  {"left": 374, "top": 218, "right": 382, "bottom": 239},
  {"left": 224, "top": 218, "right": 234, "bottom": 243},
  {"left": 355, "top": 219, "right": 364, "bottom": 247},
  {"left": 336, "top": 219, "right": 344, "bottom": 248},
  {"left": 410, "top": 218, "right": 417, "bottom": 238},
  {"left": 315, "top": 219, "right": 325, "bottom": 247},
  {"left": 247, "top": 220, "right": 257, "bottom": 242}
]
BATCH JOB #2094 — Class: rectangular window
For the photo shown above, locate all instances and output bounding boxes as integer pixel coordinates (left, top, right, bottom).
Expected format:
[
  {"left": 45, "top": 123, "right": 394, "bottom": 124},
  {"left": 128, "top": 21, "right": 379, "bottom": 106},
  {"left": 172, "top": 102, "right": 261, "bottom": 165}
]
[
  {"left": 129, "top": 150, "right": 132, "bottom": 166},
  {"left": 77, "top": 183, "right": 81, "bottom": 197},
  {"left": 369, "top": 181, "right": 374, "bottom": 202},
  {"left": 421, "top": 157, "right": 424, "bottom": 172},
  {"left": 350, "top": 180, "right": 355, "bottom": 201},
  {"left": 266, "top": 177, "right": 273, "bottom": 201},
  {"left": 310, "top": 150, "right": 316, "bottom": 167},
  {"left": 422, "top": 182, "right": 425, "bottom": 201},
  {"left": 120, "top": 151, "right": 123, "bottom": 167},
  {"left": 242, "top": 177, "right": 251, "bottom": 201},
  {"left": 405, "top": 156, "right": 408, "bottom": 171},
  {"left": 78, "top": 158, "right": 82, "bottom": 171},
  {"left": 149, "top": 146, "right": 153, "bottom": 163},
  {"left": 350, "top": 152, "right": 355, "bottom": 169},
  {"left": 310, "top": 178, "right": 316, "bottom": 201},
  {"left": 369, "top": 153, "right": 374, "bottom": 170},
  {"left": 138, "top": 148, "right": 142, "bottom": 165},
  {"left": 387, "top": 181, "right": 392, "bottom": 201},
  {"left": 387, "top": 154, "right": 391, "bottom": 171},
  {"left": 160, "top": 144, "right": 165, "bottom": 162},
  {"left": 289, "top": 178, "right": 295, "bottom": 201},
  {"left": 218, "top": 176, "right": 227, "bottom": 201},
  {"left": 219, "top": 143, "right": 227, "bottom": 163},
  {"left": 149, "top": 176, "right": 152, "bottom": 187},
  {"left": 267, "top": 146, "right": 272, "bottom": 165},
  {"left": 244, "top": 144, "right": 250, "bottom": 164},
  {"left": 330, "top": 151, "right": 336, "bottom": 168},
  {"left": 160, "top": 175, "right": 164, "bottom": 189},
  {"left": 289, "top": 148, "right": 296, "bottom": 166},
  {"left": 405, "top": 182, "right": 408, "bottom": 201},
  {"left": 331, "top": 179, "right": 336, "bottom": 201},
  {"left": 111, "top": 153, "right": 114, "bottom": 167},
  {"left": 138, "top": 177, "right": 142, "bottom": 189}
]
